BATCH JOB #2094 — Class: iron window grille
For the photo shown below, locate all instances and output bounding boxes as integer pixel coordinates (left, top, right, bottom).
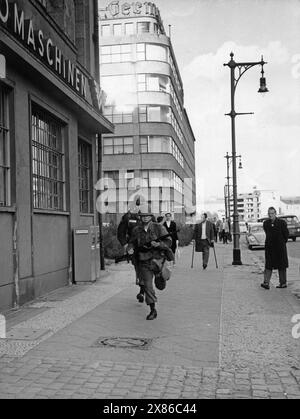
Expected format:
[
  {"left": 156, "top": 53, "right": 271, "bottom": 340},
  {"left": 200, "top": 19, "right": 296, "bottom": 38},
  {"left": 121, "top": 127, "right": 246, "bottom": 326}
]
[
  {"left": 78, "top": 140, "right": 93, "bottom": 214},
  {"left": 0, "top": 85, "right": 10, "bottom": 207},
  {"left": 31, "top": 107, "right": 65, "bottom": 211}
]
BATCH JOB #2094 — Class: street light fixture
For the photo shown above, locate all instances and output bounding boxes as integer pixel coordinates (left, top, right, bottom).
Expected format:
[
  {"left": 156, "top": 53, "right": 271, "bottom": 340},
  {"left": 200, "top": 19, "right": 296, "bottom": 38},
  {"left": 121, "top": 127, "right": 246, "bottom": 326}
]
[{"left": 224, "top": 52, "right": 268, "bottom": 265}]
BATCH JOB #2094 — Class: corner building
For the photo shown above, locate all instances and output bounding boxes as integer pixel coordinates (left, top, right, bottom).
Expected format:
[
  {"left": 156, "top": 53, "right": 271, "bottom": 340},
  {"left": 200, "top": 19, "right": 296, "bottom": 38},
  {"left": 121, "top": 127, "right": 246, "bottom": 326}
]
[
  {"left": 0, "top": 0, "right": 113, "bottom": 310},
  {"left": 99, "top": 1, "right": 196, "bottom": 223}
]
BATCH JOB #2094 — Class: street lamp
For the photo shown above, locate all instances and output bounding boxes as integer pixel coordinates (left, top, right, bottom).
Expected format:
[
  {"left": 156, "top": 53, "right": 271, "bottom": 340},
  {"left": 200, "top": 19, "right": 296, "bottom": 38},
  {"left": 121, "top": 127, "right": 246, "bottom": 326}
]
[
  {"left": 224, "top": 52, "right": 268, "bottom": 265},
  {"left": 224, "top": 152, "right": 242, "bottom": 232}
]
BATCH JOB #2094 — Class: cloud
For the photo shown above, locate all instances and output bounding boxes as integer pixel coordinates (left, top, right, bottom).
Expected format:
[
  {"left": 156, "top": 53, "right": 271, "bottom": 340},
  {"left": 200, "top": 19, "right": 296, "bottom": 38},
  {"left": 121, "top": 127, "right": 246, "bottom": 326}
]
[{"left": 182, "top": 41, "right": 290, "bottom": 84}]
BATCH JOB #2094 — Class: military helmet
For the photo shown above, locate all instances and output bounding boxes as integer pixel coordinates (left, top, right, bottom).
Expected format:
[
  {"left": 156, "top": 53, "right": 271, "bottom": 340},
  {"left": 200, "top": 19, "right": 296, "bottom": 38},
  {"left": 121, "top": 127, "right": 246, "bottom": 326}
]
[{"left": 138, "top": 202, "right": 153, "bottom": 217}]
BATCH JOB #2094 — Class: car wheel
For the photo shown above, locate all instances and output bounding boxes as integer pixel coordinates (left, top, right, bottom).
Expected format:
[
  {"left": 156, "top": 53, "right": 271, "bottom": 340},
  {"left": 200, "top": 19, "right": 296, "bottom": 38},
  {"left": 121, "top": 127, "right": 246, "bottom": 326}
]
[{"left": 292, "top": 237, "right": 296, "bottom": 242}]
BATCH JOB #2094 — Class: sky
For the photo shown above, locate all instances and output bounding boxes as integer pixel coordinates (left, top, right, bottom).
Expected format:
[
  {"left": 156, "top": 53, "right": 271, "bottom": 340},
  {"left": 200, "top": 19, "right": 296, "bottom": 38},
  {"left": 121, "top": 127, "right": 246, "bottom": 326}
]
[{"left": 150, "top": 0, "right": 300, "bottom": 208}]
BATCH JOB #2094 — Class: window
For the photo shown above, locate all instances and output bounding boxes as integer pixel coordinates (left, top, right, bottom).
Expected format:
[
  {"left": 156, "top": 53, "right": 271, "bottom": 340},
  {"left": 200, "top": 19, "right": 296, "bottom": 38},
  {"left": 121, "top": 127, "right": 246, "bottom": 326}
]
[
  {"left": 32, "top": 106, "right": 65, "bottom": 210},
  {"left": 136, "top": 43, "right": 167, "bottom": 62},
  {"left": 113, "top": 24, "right": 122, "bottom": 36},
  {"left": 101, "top": 25, "right": 111, "bottom": 37},
  {"left": 140, "top": 136, "right": 184, "bottom": 168},
  {"left": 139, "top": 105, "right": 170, "bottom": 123},
  {"left": 125, "top": 23, "right": 134, "bottom": 35},
  {"left": 137, "top": 22, "right": 150, "bottom": 33},
  {"left": 104, "top": 107, "right": 133, "bottom": 124},
  {"left": 100, "top": 44, "right": 132, "bottom": 64},
  {"left": 137, "top": 74, "right": 170, "bottom": 93},
  {"left": 103, "top": 137, "right": 133, "bottom": 155},
  {"left": 0, "top": 85, "right": 10, "bottom": 207},
  {"left": 78, "top": 140, "right": 93, "bottom": 214}
]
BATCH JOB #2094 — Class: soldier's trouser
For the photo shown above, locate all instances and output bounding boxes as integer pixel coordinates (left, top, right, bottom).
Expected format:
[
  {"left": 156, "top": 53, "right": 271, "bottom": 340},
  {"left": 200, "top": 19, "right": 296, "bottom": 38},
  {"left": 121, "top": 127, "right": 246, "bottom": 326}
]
[
  {"left": 264, "top": 268, "right": 287, "bottom": 286},
  {"left": 138, "top": 261, "right": 157, "bottom": 306}
]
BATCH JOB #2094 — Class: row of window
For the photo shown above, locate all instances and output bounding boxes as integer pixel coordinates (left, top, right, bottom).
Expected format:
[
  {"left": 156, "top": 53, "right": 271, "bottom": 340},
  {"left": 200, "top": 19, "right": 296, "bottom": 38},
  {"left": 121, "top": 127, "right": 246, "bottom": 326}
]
[
  {"left": 103, "top": 169, "right": 183, "bottom": 193},
  {"left": 103, "top": 105, "right": 184, "bottom": 144},
  {"left": 103, "top": 135, "right": 184, "bottom": 168},
  {"left": 101, "top": 21, "right": 161, "bottom": 37},
  {"left": 101, "top": 73, "right": 183, "bottom": 120},
  {"left": 100, "top": 43, "right": 167, "bottom": 64},
  {"left": 100, "top": 42, "right": 183, "bottom": 94},
  {"left": 0, "top": 85, "right": 93, "bottom": 213}
]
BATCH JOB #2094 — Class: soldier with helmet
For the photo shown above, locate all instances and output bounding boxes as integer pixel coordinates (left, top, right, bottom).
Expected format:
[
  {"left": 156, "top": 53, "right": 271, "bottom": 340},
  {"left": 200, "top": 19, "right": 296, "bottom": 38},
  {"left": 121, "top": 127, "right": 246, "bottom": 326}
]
[
  {"left": 117, "top": 197, "right": 145, "bottom": 302},
  {"left": 127, "top": 205, "right": 173, "bottom": 320}
]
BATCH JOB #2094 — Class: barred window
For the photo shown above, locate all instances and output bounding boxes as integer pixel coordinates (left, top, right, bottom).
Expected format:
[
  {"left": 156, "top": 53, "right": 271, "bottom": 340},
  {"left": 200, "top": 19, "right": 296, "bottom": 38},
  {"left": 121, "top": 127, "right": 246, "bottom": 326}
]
[
  {"left": 32, "top": 106, "right": 65, "bottom": 210},
  {"left": 78, "top": 140, "right": 93, "bottom": 214},
  {"left": 0, "top": 84, "right": 10, "bottom": 207}
]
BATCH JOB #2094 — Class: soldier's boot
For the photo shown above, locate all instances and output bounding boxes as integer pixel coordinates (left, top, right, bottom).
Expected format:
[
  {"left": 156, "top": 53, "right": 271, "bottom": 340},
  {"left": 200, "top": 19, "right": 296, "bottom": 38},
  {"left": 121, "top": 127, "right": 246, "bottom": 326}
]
[
  {"left": 136, "top": 285, "right": 145, "bottom": 303},
  {"left": 146, "top": 304, "right": 157, "bottom": 320}
]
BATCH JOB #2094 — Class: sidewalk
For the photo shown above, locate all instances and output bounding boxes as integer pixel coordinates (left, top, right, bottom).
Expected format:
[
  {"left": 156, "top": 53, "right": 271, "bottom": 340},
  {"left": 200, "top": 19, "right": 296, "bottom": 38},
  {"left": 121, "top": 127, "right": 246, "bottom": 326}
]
[{"left": 0, "top": 242, "right": 300, "bottom": 399}]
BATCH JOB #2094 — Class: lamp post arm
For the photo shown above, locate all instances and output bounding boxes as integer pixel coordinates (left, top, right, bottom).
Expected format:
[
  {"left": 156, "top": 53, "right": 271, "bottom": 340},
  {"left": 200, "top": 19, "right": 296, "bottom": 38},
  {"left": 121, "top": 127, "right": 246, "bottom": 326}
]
[{"left": 224, "top": 59, "right": 267, "bottom": 95}]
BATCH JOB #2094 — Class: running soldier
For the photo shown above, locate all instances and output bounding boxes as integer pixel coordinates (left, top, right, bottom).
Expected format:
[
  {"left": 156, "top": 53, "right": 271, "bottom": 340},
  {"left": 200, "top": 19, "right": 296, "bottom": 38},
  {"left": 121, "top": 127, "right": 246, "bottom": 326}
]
[
  {"left": 127, "top": 208, "right": 173, "bottom": 320},
  {"left": 117, "top": 201, "right": 145, "bottom": 303}
]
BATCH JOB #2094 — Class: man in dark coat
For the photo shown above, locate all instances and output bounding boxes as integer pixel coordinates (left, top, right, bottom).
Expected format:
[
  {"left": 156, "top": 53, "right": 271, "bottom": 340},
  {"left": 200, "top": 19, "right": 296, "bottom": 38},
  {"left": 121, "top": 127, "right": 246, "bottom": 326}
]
[
  {"left": 163, "top": 213, "right": 178, "bottom": 256},
  {"left": 261, "top": 207, "right": 289, "bottom": 290},
  {"left": 193, "top": 213, "right": 215, "bottom": 270}
]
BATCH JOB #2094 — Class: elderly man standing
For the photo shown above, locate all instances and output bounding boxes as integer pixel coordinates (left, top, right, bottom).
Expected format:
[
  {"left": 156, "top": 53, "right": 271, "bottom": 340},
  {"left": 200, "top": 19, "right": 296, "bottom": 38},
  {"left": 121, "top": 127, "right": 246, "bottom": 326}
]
[
  {"left": 261, "top": 207, "right": 289, "bottom": 290},
  {"left": 193, "top": 213, "right": 215, "bottom": 270}
]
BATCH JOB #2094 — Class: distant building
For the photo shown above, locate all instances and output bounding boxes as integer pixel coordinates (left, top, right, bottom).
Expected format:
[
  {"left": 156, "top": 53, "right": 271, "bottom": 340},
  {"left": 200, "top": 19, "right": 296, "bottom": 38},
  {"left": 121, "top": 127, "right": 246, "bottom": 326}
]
[
  {"left": 227, "top": 187, "right": 282, "bottom": 221},
  {"left": 280, "top": 197, "right": 300, "bottom": 218},
  {"left": 98, "top": 0, "right": 196, "bottom": 223}
]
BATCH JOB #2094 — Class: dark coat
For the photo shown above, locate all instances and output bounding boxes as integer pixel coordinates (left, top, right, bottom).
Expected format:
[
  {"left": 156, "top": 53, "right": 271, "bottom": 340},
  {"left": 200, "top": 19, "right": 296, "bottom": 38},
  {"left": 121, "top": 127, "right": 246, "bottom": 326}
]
[
  {"left": 263, "top": 218, "right": 289, "bottom": 270},
  {"left": 163, "top": 221, "right": 178, "bottom": 252},
  {"left": 193, "top": 220, "right": 215, "bottom": 252},
  {"left": 117, "top": 212, "right": 140, "bottom": 246}
]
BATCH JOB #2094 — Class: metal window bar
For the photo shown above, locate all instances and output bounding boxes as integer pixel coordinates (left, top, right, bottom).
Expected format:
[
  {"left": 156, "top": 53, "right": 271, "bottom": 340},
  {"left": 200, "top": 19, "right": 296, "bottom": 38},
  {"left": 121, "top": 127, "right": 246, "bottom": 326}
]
[
  {"left": 78, "top": 141, "right": 93, "bottom": 213},
  {"left": 32, "top": 108, "right": 65, "bottom": 210},
  {"left": 0, "top": 86, "right": 10, "bottom": 207}
]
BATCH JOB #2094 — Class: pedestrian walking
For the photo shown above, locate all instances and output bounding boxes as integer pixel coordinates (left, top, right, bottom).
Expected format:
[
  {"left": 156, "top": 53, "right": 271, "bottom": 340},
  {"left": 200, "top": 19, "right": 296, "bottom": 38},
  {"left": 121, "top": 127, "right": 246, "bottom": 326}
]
[
  {"left": 163, "top": 213, "right": 178, "bottom": 265},
  {"left": 223, "top": 218, "right": 230, "bottom": 244},
  {"left": 261, "top": 207, "right": 289, "bottom": 290},
  {"left": 214, "top": 217, "right": 221, "bottom": 242},
  {"left": 117, "top": 199, "right": 144, "bottom": 303},
  {"left": 193, "top": 213, "right": 215, "bottom": 270},
  {"left": 127, "top": 208, "right": 173, "bottom": 320}
]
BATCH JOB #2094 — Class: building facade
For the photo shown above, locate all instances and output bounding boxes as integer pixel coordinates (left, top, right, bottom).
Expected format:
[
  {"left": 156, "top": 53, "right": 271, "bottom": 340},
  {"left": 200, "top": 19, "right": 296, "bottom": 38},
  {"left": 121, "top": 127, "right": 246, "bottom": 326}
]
[
  {"left": 98, "top": 1, "right": 196, "bottom": 223},
  {"left": 227, "top": 187, "right": 282, "bottom": 222},
  {"left": 0, "top": 0, "right": 113, "bottom": 310}
]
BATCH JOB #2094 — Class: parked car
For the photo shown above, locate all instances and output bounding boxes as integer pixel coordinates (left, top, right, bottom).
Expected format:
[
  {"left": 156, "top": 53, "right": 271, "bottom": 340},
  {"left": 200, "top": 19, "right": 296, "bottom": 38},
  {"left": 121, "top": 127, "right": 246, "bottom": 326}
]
[
  {"left": 278, "top": 215, "right": 300, "bottom": 242},
  {"left": 258, "top": 214, "right": 300, "bottom": 241},
  {"left": 246, "top": 223, "right": 265, "bottom": 250}
]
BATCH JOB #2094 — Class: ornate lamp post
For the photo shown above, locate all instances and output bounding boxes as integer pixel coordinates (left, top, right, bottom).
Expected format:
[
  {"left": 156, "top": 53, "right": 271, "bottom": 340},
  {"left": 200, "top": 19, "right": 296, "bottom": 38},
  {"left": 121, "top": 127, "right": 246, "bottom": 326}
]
[{"left": 224, "top": 52, "right": 268, "bottom": 265}]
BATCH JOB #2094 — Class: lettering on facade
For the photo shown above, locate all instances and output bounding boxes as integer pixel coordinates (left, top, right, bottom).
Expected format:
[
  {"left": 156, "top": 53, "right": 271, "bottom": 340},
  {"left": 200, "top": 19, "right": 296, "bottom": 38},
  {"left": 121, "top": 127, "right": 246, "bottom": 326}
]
[
  {"left": 0, "top": 0, "right": 88, "bottom": 99},
  {"left": 99, "top": 1, "right": 160, "bottom": 19},
  {"left": 90, "top": 79, "right": 107, "bottom": 112}
]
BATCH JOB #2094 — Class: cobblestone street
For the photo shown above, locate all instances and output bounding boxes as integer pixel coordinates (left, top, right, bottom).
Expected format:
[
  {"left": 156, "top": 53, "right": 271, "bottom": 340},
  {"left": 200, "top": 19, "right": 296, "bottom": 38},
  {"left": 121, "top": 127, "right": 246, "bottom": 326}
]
[{"left": 1, "top": 242, "right": 300, "bottom": 399}]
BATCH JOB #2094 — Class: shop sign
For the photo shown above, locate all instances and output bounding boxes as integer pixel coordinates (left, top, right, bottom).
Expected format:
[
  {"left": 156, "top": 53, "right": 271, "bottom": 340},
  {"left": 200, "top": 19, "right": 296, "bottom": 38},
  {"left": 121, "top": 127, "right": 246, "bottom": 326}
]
[
  {"left": 100, "top": 1, "right": 160, "bottom": 19},
  {"left": 0, "top": 0, "right": 88, "bottom": 99}
]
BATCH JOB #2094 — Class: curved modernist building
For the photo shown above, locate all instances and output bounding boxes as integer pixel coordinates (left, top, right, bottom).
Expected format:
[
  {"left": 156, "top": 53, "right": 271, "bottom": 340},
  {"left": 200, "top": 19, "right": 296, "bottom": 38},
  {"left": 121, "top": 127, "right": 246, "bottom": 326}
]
[{"left": 99, "top": 1, "right": 196, "bottom": 222}]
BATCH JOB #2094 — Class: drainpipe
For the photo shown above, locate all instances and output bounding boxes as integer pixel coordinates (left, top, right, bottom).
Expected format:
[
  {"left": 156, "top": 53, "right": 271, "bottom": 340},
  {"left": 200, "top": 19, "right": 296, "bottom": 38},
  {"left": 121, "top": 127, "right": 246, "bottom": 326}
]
[{"left": 12, "top": 213, "right": 19, "bottom": 308}]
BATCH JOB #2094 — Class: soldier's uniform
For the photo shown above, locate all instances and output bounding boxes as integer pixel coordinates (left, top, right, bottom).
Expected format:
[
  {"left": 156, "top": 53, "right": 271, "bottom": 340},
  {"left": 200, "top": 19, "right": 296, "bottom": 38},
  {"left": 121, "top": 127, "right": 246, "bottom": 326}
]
[
  {"left": 128, "top": 217, "right": 172, "bottom": 320},
  {"left": 117, "top": 210, "right": 145, "bottom": 301}
]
